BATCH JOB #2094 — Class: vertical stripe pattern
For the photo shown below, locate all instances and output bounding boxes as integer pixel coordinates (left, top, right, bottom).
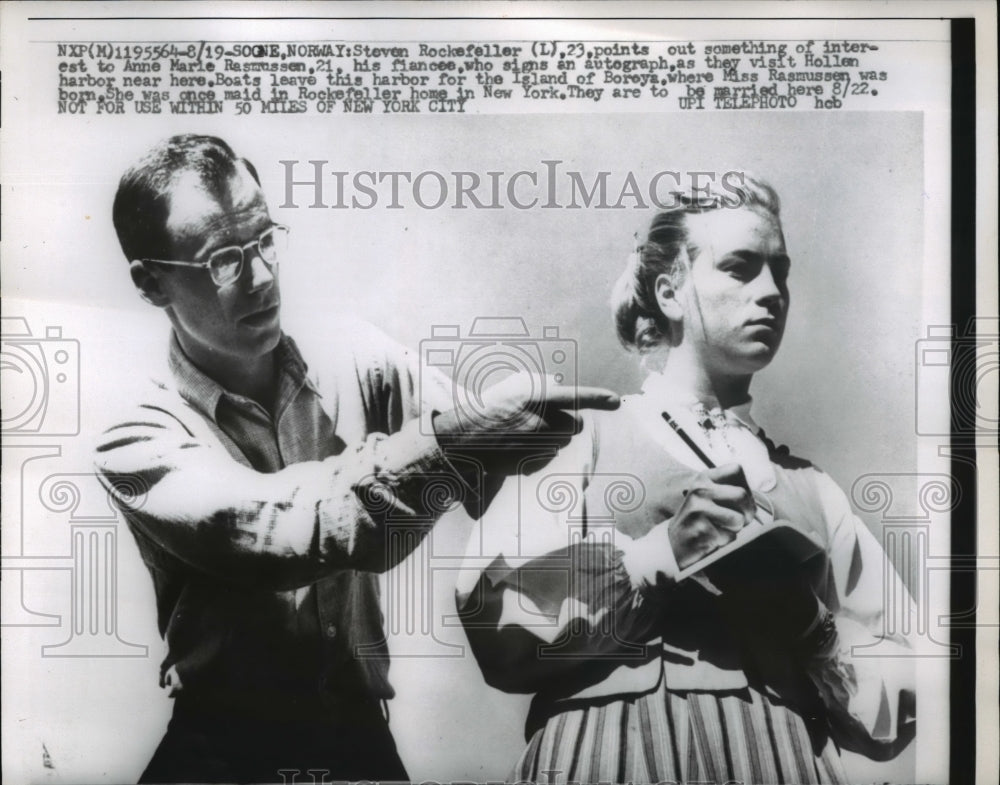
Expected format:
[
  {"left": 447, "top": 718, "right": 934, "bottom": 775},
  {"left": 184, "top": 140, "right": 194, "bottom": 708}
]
[{"left": 511, "top": 682, "right": 848, "bottom": 784}]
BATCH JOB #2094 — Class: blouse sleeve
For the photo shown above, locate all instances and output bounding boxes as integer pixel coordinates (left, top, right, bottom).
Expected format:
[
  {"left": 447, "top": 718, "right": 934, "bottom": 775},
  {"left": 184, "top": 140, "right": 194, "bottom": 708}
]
[
  {"left": 455, "top": 419, "right": 677, "bottom": 695},
  {"left": 806, "top": 470, "right": 917, "bottom": 759}
]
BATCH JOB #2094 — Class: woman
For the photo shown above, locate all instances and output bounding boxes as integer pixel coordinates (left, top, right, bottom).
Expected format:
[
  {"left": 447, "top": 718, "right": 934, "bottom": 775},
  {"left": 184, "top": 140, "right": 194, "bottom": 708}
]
[{"left": 456, "top": 175, "right": 916, "bottom": 784}]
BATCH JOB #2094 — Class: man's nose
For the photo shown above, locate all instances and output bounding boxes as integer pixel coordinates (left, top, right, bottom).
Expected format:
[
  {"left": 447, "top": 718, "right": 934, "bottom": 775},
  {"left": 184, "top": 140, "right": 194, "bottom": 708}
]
[{"left": 245, "top": 250, "right": 276, "bottom": 291}]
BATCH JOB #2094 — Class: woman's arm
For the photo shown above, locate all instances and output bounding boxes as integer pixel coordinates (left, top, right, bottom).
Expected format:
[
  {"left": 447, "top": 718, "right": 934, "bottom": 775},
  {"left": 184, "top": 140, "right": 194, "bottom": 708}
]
[
  {"left": 455, "top": 422, "right": 750, "bottom": 696},
  {"left": 457, "top": 527, "right": 667, "bottom": 695},
  {"left": 804, "top": 471, "right": 918, "bottom": 759}
]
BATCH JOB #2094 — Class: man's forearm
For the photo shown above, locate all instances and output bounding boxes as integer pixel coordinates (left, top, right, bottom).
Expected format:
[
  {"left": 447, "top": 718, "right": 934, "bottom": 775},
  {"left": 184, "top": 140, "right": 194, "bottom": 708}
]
[{"left": 96, "top": 411, "right": 465, "bottom": 588}]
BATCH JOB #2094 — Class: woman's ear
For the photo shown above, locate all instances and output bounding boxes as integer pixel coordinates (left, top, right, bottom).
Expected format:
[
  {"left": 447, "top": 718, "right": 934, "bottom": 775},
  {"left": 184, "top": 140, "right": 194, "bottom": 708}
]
[
  {"left": 654, "top": 273, "right": 684, "bottom": 323},
  {"left": 129, "top": 260, "right": 171, "bottom": 307}
]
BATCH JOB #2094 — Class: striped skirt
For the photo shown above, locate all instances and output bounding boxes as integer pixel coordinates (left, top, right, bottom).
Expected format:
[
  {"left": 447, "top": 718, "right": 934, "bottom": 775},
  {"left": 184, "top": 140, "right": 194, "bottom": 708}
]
[{"left": 511, "top": 684, "right": 848, "bottom": 785}]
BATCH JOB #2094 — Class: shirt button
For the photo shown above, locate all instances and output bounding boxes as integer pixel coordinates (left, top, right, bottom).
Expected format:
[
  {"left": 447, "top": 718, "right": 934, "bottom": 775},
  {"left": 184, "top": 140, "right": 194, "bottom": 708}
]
[{"left": 325, "top": 623, "right": 338, "bottom": 639}]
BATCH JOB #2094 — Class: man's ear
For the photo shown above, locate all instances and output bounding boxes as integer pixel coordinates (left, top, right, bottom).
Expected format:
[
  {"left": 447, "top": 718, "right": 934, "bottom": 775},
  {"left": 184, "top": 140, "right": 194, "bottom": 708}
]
[
  {"left": 129, "top": 260, "right": 171, "bottom": 307},
  {"left": 654, "top": 273, "right": 684, "bottom": 323}
]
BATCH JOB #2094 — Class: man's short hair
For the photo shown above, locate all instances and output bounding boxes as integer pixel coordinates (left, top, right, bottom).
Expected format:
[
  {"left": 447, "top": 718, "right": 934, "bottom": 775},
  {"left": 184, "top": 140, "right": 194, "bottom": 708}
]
[{"left": 112, "top": 134, "right": 261, "bottom": 263}]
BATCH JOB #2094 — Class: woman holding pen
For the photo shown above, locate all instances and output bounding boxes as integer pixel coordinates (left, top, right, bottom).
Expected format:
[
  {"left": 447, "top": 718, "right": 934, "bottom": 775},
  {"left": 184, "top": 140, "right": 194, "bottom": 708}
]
[{"left": 456, "top": 175, "right": 916, "bottom": 784}]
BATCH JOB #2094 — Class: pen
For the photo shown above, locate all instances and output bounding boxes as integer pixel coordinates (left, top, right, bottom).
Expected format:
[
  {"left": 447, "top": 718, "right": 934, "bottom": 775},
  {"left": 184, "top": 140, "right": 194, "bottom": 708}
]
[
  {"left": 661, "top": 411, "right": 716, "bottom": 469},
  {"left": 662, "top": 410, "right": 775, "bottom": 522}
]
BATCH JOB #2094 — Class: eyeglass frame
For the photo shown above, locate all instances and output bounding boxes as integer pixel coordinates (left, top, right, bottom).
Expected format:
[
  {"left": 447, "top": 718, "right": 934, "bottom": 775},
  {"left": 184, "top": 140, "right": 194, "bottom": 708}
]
[{"left": 136, "top": 223, "right": 290, "bottom": 288}]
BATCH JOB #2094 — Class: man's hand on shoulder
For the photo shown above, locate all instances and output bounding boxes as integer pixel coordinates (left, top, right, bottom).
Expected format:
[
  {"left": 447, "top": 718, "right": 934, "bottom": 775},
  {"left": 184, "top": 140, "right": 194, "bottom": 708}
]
[{"left": 432, "top": 372, "right": 619, "bottom": 476}]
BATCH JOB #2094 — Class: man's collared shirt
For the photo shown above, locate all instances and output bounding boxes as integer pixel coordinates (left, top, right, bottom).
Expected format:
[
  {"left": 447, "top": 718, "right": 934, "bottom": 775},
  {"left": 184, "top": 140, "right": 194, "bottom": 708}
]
[{"left": 95, "top": 320, "right": 456, "bottom": 712}]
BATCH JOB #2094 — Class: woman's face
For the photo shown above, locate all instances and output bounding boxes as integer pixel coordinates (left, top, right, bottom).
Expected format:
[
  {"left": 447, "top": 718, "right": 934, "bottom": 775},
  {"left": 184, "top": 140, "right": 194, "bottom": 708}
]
[{"left": 675, "top": 207, "right": 790, "bottom": 378}]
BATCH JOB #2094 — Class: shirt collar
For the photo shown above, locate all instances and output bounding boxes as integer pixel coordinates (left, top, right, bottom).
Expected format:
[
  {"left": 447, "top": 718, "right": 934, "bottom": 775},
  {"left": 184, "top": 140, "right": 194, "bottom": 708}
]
[
  {"left": 167, "top": 332, "right": 319, "bottom": 418},
  {"left": 639, "top": 370, "right": 760, "bottom": 434}
]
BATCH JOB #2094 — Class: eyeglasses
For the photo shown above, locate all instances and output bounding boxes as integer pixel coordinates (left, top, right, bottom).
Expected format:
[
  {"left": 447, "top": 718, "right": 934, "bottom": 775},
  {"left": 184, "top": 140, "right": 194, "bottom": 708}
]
[{"left": 139, "top": 224, "right": 289, "bottom": 287}]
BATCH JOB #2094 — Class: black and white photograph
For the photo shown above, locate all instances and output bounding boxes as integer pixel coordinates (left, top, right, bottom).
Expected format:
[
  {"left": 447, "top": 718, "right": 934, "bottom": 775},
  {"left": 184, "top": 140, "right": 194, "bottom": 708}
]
[{"left": 1, "top": 2, "right": 995, "bottom": 784}]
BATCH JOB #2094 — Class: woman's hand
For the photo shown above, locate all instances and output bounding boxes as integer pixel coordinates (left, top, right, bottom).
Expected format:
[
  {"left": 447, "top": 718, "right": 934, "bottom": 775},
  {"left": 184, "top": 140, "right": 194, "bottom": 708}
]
[{"left": 667, "top": 463, "right": 755, "bottom": 569}]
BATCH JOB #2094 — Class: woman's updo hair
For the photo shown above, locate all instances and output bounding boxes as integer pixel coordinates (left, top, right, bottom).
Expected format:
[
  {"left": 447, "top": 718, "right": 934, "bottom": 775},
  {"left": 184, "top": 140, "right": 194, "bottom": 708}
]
[{"left": 611, "top": 173, "right": 781, "bottom": 355}]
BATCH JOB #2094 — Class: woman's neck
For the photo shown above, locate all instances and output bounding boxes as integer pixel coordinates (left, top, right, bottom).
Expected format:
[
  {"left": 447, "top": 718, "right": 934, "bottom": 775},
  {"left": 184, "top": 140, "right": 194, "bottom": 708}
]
[{"left": 656, "top": 347, "right": 752, "bottom": 409}]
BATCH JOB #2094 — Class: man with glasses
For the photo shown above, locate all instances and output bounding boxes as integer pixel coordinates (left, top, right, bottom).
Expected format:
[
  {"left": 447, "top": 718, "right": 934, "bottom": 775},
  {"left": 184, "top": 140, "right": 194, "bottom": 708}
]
[{"left": 96, "top": 134, "right": 619, "bottom": 783}]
